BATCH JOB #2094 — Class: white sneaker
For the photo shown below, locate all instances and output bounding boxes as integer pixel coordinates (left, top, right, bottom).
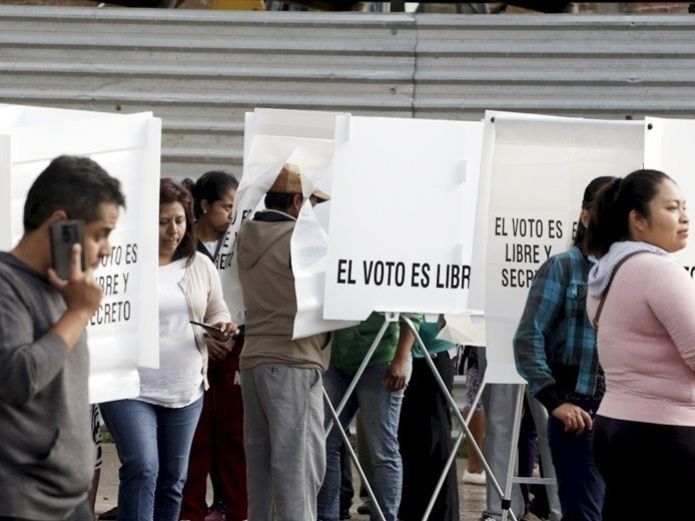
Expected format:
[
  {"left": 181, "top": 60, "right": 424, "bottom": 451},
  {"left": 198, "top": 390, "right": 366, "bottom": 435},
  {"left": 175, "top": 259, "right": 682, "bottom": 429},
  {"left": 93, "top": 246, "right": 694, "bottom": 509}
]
[{"left": 462, "top": 469, "right": 486, "bottom": 485}]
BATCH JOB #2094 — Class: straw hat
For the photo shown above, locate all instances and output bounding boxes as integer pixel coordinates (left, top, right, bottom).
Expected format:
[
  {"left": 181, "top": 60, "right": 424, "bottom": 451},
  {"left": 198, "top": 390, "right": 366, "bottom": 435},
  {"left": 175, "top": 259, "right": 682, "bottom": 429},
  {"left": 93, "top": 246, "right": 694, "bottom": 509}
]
[{"left": 269, "top": 163, "right": 302, "bottom": 194}]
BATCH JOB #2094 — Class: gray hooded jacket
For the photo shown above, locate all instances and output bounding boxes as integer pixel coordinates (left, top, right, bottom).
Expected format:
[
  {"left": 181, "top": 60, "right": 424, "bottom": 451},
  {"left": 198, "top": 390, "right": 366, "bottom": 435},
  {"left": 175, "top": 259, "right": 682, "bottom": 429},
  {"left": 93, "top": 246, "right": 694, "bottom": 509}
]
[{"left": 237, "top": 211, "right": 329, "bottom": 371}]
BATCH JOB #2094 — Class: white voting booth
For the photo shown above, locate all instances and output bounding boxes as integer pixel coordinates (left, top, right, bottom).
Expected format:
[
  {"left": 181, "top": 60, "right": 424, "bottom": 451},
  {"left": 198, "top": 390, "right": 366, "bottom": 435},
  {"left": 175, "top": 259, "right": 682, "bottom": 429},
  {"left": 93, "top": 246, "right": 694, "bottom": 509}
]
[
  {"left": 475, "top": 111, "right": 645, "bottom": 384},
  {"left": 324, "top": 115, "right": 482, "bottom": 320},
  {"left": 0, "top": 104, "right": 161, "bottom": 404},
  {"left": 217, "top": 108, "right": 351, "bottom": 338},
  {"left": 473, "top": 111, "right": 645, "bottom": 521},
  {"left": 322, "top": 114, "right": 484, "bottom": 521}
]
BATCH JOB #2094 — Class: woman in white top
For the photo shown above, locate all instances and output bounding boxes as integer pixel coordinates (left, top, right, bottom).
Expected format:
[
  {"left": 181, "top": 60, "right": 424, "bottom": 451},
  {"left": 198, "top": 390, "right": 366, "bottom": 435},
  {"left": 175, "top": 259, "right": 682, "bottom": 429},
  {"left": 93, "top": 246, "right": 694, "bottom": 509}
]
[
  {"left": 180, "top": 170, "right": 249, "bottom": 521},
  {"left": 100, "top": 178, "right": 237, "bottom": 521}
]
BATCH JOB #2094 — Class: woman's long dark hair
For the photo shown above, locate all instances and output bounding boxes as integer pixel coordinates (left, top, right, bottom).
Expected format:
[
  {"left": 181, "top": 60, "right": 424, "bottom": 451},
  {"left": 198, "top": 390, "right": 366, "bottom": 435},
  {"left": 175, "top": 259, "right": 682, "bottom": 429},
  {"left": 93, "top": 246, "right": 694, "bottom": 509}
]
[
  {"left": 574, "top": 176, "right": 616, "bottom": 248},
  {"left": 160, "top": 178, "right": 197, "bottom": 265},
  {"left": 584, "top": 169, "right": 673, "bottom": 256}
]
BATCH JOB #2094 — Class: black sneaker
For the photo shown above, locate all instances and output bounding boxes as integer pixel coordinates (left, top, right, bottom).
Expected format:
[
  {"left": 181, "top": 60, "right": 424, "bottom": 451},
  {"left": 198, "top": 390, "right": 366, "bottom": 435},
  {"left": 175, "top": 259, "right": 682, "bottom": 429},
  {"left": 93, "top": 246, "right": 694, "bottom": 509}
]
[{"left": 99, "top": 506, "right": 118, "bottom": 520}]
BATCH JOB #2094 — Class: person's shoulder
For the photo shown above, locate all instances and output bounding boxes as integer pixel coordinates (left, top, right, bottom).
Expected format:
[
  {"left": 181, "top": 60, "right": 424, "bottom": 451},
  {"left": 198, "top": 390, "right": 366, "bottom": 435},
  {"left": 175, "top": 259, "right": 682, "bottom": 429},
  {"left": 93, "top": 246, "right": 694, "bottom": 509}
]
[
  {"left": 627, "top": 251, "right": 676, "bottom": 270},
  {"left": 191, "top": 251, "right": 216, "bottom": 270},
  {"left": 535, "top": 247, "right": 578, "bottom": 278},
  {"left": 0, "top": 252, "right": 16, "bottom": 275},
  {"left": 0, "top": 268, "right": 14, "bottom": 299},
  {"left": 0, "top": 255, "right": 24, "bottom": 292},
  {"left": 185, "top": 253, "right": 222, "bottom": 291},
  {"left": 0, "top": 260, "right": 32, "bottom": 314},
  {"left": 625, "top": 252, "right": 690, "bottom": 288},
  {"left": 552, "top": 246, "right": 584, "bottom": 264}
]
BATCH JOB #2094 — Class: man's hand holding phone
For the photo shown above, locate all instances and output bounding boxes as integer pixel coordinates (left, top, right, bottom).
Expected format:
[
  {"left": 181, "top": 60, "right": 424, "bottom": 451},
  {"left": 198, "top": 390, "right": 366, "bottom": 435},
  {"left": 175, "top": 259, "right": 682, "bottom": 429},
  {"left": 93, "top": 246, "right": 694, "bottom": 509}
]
[
  {"left": 48, "top": 243, "right": 104, "bottom": 319},
  {"left": 48, "top": 243, "right": 104, "bottom": 351}
]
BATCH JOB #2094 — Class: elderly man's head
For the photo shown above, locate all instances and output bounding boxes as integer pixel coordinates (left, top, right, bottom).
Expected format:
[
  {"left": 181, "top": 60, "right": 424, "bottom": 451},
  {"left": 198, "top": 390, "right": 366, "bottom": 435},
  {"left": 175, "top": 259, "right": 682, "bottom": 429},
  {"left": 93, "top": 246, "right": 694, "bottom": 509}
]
[{"left": 264, "top": 163, "right": 304, "bottom": 218}]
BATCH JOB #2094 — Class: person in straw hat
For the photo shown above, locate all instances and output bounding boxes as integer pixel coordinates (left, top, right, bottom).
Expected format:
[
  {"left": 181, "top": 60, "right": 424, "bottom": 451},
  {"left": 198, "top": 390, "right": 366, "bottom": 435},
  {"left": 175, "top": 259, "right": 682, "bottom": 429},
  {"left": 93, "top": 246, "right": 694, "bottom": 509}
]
[{"left": 236, "top": 163, "right": 331, "bottom": 521}]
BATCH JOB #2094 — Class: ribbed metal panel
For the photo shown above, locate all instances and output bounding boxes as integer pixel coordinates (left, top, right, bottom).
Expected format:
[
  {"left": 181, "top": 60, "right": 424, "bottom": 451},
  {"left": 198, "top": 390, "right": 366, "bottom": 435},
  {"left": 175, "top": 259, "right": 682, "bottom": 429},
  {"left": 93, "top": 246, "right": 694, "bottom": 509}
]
[
  {"left": 2, "top": 7, "right": 695, "bottom": 177},
  {"left": 415, "top": 14, "right": 695, "bottom": 120},
  {"left": 0, "top": 6, "right": 416, "bottom": 178}
]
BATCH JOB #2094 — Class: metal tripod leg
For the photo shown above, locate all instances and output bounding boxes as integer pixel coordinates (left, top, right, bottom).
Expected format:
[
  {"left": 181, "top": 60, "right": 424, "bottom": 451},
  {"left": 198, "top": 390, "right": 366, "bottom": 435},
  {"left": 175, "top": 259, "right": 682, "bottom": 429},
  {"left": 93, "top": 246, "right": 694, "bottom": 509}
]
[
  {"left": 323, "top": 387, "right": 386, "bottom": 521},
  {"left": 323, "top": 313, "right": 399, "bottom": 521},
  {"left": 325, "top": 316, "right": 392, "bottom": 437},
  {"left": 500, "top": 384, "right": 525, "bottom": 521}
]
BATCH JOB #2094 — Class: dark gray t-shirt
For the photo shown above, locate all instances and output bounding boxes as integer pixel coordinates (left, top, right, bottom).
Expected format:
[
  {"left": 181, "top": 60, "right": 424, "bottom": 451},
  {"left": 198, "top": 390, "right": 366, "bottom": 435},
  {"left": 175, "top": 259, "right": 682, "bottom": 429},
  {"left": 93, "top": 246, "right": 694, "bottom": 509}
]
[{"left": 0, "top": 252, "right": 93, "bottom": 520}]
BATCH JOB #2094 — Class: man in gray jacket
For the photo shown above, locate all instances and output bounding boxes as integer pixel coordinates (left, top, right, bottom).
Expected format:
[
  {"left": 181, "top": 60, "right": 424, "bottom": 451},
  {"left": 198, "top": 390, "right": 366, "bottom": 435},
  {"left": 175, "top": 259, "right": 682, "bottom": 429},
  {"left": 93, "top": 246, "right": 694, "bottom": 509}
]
[
  {"left": 237, "top": 163, "right": 330, "bottom": 521},
  {"left": 0, "top": 156, "right": 125, "bottom": 521}
]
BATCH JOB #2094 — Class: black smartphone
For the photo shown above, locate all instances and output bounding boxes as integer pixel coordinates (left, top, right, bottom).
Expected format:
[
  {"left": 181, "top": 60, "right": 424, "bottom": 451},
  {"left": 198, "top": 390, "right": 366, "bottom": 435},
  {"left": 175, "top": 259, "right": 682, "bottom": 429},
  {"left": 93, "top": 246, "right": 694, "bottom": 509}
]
[
  {"left": 189, "top": 320, "right": 232, "bottom": 341},
  {"left": 49, "top": 220, "right": 86, "bottom": 280}
]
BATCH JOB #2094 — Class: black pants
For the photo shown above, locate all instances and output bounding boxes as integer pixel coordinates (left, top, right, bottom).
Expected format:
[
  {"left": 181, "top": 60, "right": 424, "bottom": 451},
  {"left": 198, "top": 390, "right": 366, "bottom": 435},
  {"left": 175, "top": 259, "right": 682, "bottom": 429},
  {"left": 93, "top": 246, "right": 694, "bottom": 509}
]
[
  {"left": 398, "top": 354, "right": 459, "bottom": 521},
  {"left": 547, "top": 399, "right": 603, "bottom": 521},
  {"left": 593, "top": 415, "right": 695, "bottom": 520}
]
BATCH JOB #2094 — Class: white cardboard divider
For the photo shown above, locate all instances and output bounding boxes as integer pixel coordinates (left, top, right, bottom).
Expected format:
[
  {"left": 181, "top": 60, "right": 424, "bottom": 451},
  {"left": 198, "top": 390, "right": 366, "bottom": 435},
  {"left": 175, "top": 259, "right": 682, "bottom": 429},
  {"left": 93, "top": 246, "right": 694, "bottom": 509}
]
[
  {"left": 323, "top": 115, "right": 483, "bottom": 321},
  {"left": 438, "top": 312, "right": 486, "bottom": 347},
  {"left": 0, "top": 104, "right": 161, "bottom": 404},
  {"left": 218, "top": 108, "right": 353, "bottom": 338},
  {"left": 478, "top": 111, "right": 644, "bottom": 384},
  {"left": 644, "top": 117, "right": 695, "bottom": 273}
]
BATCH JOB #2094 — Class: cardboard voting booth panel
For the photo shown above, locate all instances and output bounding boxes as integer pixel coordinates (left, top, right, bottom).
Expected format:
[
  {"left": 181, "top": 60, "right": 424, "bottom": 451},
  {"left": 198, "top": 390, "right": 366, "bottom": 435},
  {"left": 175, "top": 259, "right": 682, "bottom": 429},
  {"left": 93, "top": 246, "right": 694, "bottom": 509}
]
[
  {"left": 218, "top": 108, "right": 351, "bottom": 338},
  {"left": 438, "top": 312, "right": 486, "bottom": 347},
  {"left": 478, "top": 111, "right": 644, "bottom": 384},
  {"left": 0, "top": 104, "right": 161, "bottom": 403},
  {"left": 644, "top": 117, "right": 695, "bottom": 272},
  {"left": 323, "top": 115, "right": 483, "bottom": 321}
]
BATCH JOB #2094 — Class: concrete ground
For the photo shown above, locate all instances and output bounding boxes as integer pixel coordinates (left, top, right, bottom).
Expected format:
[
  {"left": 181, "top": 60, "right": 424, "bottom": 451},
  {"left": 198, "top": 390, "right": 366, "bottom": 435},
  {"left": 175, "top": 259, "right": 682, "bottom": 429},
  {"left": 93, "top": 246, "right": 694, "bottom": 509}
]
[{"left": 96, "top": 443, "right": 487, "bottom": 520}]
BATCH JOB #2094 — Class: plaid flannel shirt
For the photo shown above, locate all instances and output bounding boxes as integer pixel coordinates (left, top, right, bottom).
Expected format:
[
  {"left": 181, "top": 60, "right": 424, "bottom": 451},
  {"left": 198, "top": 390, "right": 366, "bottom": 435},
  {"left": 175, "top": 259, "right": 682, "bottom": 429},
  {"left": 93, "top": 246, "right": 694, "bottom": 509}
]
[{"left": 513, "top": 246, "right": 605, "bottom": 413}]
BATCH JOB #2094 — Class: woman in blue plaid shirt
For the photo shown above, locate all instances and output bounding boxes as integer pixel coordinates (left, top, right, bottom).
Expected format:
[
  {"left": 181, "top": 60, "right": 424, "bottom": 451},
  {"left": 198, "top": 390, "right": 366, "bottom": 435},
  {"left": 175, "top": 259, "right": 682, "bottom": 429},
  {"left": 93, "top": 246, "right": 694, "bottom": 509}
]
[{"left": 513, "top": 176, "right": 614, "bottom": 521}]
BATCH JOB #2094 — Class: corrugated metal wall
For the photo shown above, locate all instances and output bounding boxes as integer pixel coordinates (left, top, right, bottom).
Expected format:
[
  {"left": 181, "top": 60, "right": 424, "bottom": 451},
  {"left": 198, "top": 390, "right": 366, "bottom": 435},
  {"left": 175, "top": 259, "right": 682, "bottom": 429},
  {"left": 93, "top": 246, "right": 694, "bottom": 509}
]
[
  {"left": 1, "top": 6, "right": 694, "bottom": 178},
  {"left": 414, "top": 15, "right": 695, "bottom": 120}
]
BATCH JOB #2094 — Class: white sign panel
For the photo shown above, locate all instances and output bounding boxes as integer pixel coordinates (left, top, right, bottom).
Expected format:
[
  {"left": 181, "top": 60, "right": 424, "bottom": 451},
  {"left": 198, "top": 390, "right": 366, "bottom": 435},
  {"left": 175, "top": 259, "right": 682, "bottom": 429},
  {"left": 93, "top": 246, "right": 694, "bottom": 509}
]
[
  {"left": 0, "top": 104, "right": 161, "bottom": 403},
  {"left": 218, "top": 108, "right": 349, "bottom": 338},
  {"left": 291, "top": 196, "right": 359, "bottom": 338},
  {"left": 480, "top": 111, "right": 644, "bottom": 383},
  {"left": 323, "top": 115, "right": 483, "bottom": 321},
  {"left": 644, "top": 117, "right": 695, "bottom": 275}
]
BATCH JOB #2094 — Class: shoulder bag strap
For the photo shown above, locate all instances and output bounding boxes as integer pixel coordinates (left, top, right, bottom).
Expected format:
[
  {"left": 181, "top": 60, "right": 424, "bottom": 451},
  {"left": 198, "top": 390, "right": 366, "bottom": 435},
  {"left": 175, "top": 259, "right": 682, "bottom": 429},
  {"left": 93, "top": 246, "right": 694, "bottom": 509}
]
[{"left": 592, "top": 251, "right": 643, "bottom": 331}]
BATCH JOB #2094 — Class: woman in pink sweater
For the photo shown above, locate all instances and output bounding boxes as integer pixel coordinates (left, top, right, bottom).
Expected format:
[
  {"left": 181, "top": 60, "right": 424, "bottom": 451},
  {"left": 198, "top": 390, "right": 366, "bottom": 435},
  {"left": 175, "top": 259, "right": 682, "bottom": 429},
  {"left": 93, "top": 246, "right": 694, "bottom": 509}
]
[{"left": 585, "top": 169, "right": 695, "bottom": 520}]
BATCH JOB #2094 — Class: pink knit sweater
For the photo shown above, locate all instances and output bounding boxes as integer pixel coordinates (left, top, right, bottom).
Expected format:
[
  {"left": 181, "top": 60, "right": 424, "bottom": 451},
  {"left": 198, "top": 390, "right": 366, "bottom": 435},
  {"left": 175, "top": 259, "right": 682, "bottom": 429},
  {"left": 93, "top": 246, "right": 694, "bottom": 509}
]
[{"left": 587, "top": 253, "right": 695, "bottom": 426}]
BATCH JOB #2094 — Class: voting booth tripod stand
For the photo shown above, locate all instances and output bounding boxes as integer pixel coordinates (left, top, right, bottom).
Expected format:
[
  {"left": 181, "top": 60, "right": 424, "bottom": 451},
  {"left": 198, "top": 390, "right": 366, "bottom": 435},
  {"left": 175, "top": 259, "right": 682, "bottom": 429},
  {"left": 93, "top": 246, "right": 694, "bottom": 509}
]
[
  {"left": 464, "top": 379, "right": 559, "bottom": 521},
  {"left": 322, "top": 312, "right": 517, "bottom": 521}
]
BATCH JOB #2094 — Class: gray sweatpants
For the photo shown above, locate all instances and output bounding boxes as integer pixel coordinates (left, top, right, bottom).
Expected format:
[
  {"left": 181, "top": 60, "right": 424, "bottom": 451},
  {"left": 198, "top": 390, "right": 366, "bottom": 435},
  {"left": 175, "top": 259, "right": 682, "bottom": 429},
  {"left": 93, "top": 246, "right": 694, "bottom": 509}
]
[{"left": 241, "top": 364, "right": 326, "bottom": 521}]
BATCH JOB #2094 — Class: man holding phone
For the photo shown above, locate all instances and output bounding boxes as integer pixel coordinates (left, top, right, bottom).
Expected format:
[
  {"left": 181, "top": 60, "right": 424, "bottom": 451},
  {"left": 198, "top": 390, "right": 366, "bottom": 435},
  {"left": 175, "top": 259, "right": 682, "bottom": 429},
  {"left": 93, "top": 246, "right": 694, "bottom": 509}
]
[{"left": 0, "top": 155, "right": 125, "bottom": 521}]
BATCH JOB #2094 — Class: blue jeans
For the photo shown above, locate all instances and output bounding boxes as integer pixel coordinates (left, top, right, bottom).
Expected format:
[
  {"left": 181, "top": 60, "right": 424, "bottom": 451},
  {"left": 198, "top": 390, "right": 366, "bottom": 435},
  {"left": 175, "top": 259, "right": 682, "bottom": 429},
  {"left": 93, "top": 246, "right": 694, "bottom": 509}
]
[
  {"left": 100, "top": 398, "right": 203, "bottom": 521},
  {"left": 317, "top": 363, "right": 404, "bottom": 521},
  {"left": 547, "top": 398, "right": 604, "bottom": 521}
]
